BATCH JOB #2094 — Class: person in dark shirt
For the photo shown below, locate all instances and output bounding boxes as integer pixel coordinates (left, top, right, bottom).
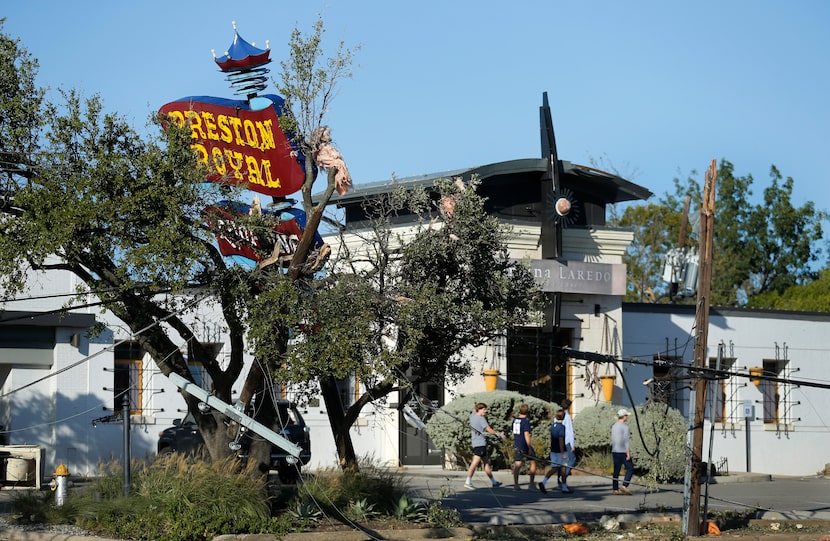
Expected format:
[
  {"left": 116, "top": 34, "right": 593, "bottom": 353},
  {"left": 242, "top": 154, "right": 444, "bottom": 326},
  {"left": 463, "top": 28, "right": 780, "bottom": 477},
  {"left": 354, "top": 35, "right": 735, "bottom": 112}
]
[
  {"left": 510, "top": 404, "right": 537, "bottom": 489},
  {"left": 538, "top": 409, "right": 572, "bottom": 493}
]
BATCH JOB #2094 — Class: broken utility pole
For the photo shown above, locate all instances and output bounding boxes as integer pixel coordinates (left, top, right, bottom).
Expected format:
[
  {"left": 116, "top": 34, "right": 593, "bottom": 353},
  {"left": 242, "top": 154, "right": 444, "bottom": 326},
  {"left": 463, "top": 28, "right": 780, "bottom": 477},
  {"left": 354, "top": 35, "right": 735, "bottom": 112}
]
[{"left": 684, "top": 159, "right": 718, "bottom": 536}]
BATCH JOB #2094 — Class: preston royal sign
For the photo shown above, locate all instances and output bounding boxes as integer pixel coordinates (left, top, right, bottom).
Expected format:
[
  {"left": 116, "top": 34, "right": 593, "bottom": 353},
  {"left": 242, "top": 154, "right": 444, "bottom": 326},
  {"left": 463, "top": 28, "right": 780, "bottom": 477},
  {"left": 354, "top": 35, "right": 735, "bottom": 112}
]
[
  {"left": 159, "top": 23, "right": 306, "bottom": 197},
  {"left": 159, "top": 95, "right": 305, "bottom": 197},
  {"left": 526, "top": 259, "right": 626, "bottom": 295}
]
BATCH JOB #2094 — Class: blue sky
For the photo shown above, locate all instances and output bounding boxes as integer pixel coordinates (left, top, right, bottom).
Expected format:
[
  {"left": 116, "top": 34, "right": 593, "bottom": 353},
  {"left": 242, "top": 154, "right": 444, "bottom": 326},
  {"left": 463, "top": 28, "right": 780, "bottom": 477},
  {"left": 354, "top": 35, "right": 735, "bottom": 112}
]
[{"left": 3, "top": 1, "right": 829, "bottom": 212}]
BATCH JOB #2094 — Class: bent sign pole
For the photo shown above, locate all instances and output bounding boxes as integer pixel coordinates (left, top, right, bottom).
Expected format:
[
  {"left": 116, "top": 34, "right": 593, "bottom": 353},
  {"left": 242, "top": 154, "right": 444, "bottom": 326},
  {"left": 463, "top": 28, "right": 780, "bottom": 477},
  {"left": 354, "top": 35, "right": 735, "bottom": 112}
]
[{"left": 167, "top": 372, "right": 302, "bottom": 458}]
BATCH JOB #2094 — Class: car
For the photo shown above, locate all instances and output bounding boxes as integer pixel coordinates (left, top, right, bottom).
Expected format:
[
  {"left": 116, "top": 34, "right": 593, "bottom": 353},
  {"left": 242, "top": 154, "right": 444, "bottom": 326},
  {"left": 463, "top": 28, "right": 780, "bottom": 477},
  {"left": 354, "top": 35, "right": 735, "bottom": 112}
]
[{"left": 157, "top": 400, "right": 311, "bottom": 483}]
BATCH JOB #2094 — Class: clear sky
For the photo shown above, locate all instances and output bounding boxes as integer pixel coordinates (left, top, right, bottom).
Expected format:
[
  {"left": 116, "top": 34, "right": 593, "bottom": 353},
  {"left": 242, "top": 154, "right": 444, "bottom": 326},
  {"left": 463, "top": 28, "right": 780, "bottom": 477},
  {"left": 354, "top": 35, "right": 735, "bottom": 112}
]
[{"left": 3, "top": 1, "right": 829, "bottom": 212}]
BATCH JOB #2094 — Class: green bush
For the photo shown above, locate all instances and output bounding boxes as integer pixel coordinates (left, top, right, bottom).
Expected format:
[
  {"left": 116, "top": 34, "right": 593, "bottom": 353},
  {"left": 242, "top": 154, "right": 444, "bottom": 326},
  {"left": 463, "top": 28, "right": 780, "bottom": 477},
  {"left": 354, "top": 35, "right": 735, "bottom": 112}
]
[
  {"left": 424, "top": 390, "right": 555, "bottom": 470},
  {"left": 294, "top": 463, "right": 413, "bottom": 519},
  {"left": 571, "top": 400, "right": 618, "bottom": 450},
  {"left": 629, "top": 401, "right": 688, "bottom": 484},
  {"left": 573, "top": 401, "right": 688, "bottom": 484},
  {"left": 33, "top": 455, "right": 288, "bottom": 541}
]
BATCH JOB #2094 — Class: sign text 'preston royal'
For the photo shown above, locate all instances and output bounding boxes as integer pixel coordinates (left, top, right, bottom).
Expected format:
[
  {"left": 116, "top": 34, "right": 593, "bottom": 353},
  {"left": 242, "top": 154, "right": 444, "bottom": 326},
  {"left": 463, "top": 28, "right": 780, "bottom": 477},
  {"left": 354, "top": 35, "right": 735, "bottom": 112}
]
[
  {"left": 521, "top": 259, "right": 627, "bottom": 295},
  {"left": 159, "top": 95, "right": 306, "bottom": 197}
]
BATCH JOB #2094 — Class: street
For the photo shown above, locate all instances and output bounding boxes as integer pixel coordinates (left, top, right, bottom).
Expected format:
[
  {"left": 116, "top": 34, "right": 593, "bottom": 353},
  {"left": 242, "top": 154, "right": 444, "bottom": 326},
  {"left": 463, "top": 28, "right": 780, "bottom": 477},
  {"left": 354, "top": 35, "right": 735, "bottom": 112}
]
[{"left": 399, "top": 468, "right": 830, "bottom": 527}]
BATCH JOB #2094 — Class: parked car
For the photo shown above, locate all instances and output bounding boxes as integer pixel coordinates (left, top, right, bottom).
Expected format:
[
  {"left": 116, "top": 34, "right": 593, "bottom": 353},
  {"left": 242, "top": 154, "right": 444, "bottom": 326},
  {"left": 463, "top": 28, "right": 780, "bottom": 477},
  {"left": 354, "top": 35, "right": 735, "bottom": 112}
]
[{"left": 157, "top": 400, "right": 311, "bottom": 483}]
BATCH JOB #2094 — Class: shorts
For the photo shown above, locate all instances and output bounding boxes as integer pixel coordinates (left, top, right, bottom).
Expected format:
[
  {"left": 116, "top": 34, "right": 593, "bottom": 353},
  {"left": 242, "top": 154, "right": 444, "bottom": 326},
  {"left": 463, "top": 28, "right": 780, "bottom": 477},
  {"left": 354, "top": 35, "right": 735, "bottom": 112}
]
[
  {"left": 472, "top": 445, "right": 488, "bottom": 458},
  {"left": 565, "top": 444, "right": 576, "bottom": 472},
  {"left": 550, "top": 452, "right": 568, "bottom": 468}
]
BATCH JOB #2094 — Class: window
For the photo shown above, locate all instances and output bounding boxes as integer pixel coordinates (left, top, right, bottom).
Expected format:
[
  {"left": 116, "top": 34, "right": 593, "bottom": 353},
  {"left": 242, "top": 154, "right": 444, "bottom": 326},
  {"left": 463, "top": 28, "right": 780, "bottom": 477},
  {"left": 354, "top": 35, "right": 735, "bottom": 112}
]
[
  {"left": 707, "top": 356, "right": 739, "bottom": 424},
  {"left": 113, "top": 342, "right": 143, "bottom": 415},
  {"left": 185, "top": 342, "right": 223, "bottom": 392},
  {"left": 651, "top": 356, "right": 682, "bottom": 409},
  {"left": 506, "top": 327, "right": 571, "bottom": 404},
  {"left": 760, "top": 358, "right": 792, "bottom": 425}
]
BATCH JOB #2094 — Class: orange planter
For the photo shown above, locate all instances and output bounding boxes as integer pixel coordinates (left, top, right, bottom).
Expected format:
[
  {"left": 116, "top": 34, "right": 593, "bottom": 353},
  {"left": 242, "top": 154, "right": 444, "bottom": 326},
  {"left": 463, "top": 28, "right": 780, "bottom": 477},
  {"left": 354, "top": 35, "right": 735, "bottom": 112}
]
[
  {"left": 600, "top": 374, "right": 615, "bottom": 402},
  {"left": 483, "top": 369, "right": 500, "bottom": 391}
]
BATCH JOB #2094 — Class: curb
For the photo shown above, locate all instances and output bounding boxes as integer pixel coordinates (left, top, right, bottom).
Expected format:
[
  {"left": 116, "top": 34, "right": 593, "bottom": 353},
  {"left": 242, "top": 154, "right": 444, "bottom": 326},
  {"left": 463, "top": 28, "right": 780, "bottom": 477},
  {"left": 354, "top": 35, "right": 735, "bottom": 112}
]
[{"left": 213, "top": 528, "right": 476, "bottom": 541}]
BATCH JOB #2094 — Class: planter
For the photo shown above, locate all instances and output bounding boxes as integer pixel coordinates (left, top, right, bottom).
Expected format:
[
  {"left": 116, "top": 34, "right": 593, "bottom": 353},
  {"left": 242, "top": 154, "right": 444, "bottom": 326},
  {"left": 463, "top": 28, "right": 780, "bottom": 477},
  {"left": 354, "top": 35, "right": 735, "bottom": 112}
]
[
  {"left": 599, "top": 374, "right": 615, "bottom": 402},
  {"left": 483, "top": 369, "right": 500, "bottom": 391}
]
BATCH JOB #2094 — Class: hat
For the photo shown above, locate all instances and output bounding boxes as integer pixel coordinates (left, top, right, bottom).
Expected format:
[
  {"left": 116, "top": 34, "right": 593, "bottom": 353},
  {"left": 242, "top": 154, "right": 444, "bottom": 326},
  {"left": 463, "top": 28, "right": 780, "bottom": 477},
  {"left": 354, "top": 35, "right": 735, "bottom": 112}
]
[{"left": 617, "top": 408, "right": 631, "bottom": 418}]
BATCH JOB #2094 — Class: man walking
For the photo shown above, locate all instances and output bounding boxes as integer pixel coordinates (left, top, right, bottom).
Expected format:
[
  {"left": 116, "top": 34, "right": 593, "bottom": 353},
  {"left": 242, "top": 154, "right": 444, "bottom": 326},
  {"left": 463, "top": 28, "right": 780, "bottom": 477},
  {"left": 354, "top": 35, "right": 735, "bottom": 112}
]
[
  {"left": 611, "top": 408, "right": 634, "bottom": 495},
  {"left": 538, "top": 409, "right": 572, "bottom": 494},
  {"left": 465, "top": 402, "right": 505, "bottom": 489},
  {"left": 511, "top": 403, "right": 537, "bottom": 489}
]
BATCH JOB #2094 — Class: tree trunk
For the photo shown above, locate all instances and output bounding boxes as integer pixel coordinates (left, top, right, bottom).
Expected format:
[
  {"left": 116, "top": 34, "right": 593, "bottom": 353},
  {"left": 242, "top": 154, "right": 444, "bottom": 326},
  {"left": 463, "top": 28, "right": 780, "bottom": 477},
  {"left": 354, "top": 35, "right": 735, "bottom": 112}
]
[{"left": 319, "top": 375, "right": 359, "bottom": 471}]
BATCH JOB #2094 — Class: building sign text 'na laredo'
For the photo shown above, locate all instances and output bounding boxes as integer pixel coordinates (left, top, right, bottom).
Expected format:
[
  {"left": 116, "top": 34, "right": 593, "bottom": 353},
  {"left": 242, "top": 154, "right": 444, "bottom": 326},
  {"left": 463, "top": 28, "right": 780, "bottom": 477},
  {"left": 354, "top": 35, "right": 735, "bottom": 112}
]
[{"left": 525, "top": 259, "right": 626, "bottom": 296}]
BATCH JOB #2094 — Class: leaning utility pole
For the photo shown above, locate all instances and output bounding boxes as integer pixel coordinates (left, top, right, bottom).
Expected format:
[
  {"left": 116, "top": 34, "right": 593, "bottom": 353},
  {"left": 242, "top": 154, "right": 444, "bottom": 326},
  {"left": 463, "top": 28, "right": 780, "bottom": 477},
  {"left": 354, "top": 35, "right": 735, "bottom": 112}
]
[{"left": 685, "top": 159, "right": 718, "bottom": 536}]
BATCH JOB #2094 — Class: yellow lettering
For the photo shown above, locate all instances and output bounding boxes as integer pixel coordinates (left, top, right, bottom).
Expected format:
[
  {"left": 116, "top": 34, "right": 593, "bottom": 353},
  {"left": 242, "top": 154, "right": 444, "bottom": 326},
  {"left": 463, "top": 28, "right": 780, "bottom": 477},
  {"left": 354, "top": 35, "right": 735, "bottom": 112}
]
[
  {"left": 257, "top": 119, "right": 275, "bottom": 150},
  {"left": 191, "top": 143, "right": 208, "bottom": 165},
  {"left": 211, "top": 147, "right": 226, "bottom": 175},
  {"left": 185, "top": 111, "right": 206, "bottom": 140},
  {"left": 202, "top": 112, "right": 219, "bottom": 141},
  {"left": 228, "top": 116, "right": 245, "bottom": 146},
  {"left": 217, "top": 114, "right": 232, "bottom": 143},
  {"left": 259, "top": 159, "right": 279, "bottom": 188},
  {"left": 243, "top": 119, "right": 258, "bottom": 149},
  {"left": 225, "top": 149, "right": 244, "bottom": 180},
  {"left": 246, "top": 155, "right": 262, "bottom": 185},
  {"left": 166, "top": 111, "right": 185, "bottom": 128}
]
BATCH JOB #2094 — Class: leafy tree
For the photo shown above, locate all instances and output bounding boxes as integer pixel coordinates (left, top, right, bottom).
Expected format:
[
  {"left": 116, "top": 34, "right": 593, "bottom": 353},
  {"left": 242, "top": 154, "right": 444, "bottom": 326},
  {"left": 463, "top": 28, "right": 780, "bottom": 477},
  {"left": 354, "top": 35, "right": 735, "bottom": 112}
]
[
  {"left": 614, "top": 159, "right": 826, "bottom": 306},
  {"left": 612, "top": 175, "right": 700, "bottom": 302},
  {"left": 0, "top": 18, "right": 355, "bottom": 472},
  {"left": 0, "top": 19, "right": 539, "bottom": 474},
  {"left": 248, "top": 180, "right": 542, "bottom": 469},
  {"left": 748, "top": 269, "right": 830, "bottom": 311}
]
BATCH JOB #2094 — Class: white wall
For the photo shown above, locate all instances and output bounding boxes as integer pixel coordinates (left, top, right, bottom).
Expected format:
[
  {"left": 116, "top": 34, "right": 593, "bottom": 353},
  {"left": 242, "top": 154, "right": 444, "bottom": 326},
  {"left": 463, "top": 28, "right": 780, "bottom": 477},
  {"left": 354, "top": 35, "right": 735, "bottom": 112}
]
[{"left": 623, "top": 305, "right": 830, "bottom": 476}]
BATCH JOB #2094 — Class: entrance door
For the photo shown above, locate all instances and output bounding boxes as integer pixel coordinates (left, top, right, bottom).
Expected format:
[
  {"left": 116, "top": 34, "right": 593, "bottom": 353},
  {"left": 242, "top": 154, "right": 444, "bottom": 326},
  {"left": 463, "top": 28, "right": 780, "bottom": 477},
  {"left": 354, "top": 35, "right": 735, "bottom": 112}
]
[{"left": 399, "top": 380, "right": 443, "bottom": 466}]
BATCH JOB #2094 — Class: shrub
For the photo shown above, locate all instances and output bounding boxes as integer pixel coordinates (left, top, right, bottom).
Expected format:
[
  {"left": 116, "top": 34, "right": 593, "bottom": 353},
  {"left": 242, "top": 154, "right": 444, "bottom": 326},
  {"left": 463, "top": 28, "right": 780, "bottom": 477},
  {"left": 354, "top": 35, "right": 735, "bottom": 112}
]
[
  {"left": 424, "top": 390, "right": 555, "bottom": 470},
  {"left": 573, "top": 401, "right": 688, "bottom": 484},
  {"left": 629, "top": 401, "right": 688, "bottom": 484},
  {"left": 294, "top": 463, "right": 411, "bottom": 518},
  {"left": 53, "top": 455, "right": 285, "bottom": 541}
]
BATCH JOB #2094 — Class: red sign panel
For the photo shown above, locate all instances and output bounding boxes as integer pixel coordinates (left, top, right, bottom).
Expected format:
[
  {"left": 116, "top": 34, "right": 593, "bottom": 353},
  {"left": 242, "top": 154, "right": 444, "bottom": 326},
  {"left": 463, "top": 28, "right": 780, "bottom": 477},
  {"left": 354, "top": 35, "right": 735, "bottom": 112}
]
[{"left": 159, "top": 95, "right": 306, "bottom": 197}]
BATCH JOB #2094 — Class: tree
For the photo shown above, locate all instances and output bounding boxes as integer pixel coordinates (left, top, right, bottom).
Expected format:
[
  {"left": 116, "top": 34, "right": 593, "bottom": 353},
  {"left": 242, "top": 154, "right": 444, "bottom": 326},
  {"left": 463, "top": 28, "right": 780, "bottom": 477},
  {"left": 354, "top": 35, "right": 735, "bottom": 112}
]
[
  {"left": 748, "top": 269, "right": 830, "bottom": 311},
  {"left": 247, "top": 179, "right": 542, "bottom": 470},
  {"left": 612, "top": 174, "right": 701, "bottom": 302},
  {"left": 614, "top": 159, "right": 826, "bottom": 306},
  {"left": 0, "top": 18, "right": 356, "bottom": 473}
]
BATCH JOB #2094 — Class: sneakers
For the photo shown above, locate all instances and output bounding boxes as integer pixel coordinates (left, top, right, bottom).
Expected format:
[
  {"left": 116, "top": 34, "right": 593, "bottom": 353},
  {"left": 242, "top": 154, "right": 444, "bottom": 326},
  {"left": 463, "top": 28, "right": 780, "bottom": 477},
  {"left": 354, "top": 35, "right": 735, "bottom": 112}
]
[
  {"left": 464, "top": 482, "right": 475, "bottom": 490},
  {"left": 491, "top": 481, "right": 503, "bottom": 488},
  {"left": 513, "top": 484, "right": 521, "bottom": 490},
  {"left": 561, "top": 485, "right": 573, "bottom": 494},
  {"left": 612, "top": 490, "right": 623, "bottom": 495},
  {"left": 620, "top": 486, "right": 633, "bottom": 495},
  {"left": 537, "top": 482, "right": 547, "bottom": 494}
]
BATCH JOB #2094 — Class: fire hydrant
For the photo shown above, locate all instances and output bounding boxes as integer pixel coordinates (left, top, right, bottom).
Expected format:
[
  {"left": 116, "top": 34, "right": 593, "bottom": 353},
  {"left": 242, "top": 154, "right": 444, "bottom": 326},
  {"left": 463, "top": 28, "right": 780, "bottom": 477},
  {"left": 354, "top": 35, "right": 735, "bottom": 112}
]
[{"left": 50, "top": 464, "right": 70, "bottom": 507}]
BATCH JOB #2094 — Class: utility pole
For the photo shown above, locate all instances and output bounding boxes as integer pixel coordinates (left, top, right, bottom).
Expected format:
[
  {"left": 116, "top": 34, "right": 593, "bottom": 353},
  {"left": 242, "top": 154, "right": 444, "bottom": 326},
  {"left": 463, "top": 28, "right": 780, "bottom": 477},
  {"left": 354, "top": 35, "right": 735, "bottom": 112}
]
[{"left": 685, "top": 159, "right": 717, "bottom": 536}]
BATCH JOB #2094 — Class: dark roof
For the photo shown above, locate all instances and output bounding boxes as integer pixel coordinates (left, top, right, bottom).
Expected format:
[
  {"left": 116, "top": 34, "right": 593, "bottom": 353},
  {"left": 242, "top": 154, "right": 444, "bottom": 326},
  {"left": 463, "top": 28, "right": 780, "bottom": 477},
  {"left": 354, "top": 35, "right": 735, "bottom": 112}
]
[{"left": 320, "top": 158, "right": 651, "bottom": 207}]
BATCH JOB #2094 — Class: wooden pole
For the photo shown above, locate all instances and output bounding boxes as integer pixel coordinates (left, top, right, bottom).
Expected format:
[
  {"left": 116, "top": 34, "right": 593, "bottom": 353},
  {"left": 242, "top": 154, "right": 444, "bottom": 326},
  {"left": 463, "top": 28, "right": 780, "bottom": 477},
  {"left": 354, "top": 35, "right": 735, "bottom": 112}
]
[{"left": 686, "top": 159, "right": 717, "bottom": 536}]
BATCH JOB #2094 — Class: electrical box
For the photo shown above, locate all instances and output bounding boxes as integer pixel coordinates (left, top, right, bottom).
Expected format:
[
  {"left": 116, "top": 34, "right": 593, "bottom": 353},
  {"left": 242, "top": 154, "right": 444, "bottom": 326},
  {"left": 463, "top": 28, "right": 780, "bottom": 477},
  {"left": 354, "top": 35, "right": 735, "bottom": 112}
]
[{"left": 742, "top": 400, "right": 754, "bottom": 419}]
